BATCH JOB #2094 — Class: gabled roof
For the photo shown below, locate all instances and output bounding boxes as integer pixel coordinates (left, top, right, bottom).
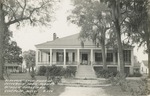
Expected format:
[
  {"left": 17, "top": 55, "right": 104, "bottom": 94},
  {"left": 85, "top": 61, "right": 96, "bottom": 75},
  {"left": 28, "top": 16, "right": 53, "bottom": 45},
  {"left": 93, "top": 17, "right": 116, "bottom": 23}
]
[
  {"left": 35, "top": 33, "right": 95, "bottom": 48},
  {"left": 35, "top": 33, "right": 134, "bottom": 49},
  {"left": 142, "top": 60, "right": 148, "bottom": 67}
]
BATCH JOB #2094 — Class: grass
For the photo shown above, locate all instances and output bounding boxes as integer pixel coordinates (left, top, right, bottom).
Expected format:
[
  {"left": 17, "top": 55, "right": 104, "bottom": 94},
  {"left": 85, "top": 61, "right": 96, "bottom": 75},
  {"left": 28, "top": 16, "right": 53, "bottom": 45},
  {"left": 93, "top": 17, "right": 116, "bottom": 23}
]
[
  {"left": 101, "top": 86, "right": 131, "bottom": 96},
  {"left": 0, "top": 73, "right": 65, "bottom": 96},
  {"left": 0, "top": 72, "right": 148, "bottom": 96}
]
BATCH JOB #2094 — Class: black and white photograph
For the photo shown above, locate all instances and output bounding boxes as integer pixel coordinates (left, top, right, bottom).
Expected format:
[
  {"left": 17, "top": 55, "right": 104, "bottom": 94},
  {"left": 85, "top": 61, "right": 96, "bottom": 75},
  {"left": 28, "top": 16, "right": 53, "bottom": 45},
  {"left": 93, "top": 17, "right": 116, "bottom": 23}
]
[{"left": 0, "top": 0, "right": 150, "bottom": 96}]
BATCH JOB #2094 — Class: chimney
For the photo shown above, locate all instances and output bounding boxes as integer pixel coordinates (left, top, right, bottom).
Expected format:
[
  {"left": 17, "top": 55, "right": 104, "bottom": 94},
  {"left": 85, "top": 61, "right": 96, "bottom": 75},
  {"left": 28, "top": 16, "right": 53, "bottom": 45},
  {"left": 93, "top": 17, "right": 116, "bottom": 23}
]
[{"left": 53, "top": 33, "right": 57, "bottom": 40}]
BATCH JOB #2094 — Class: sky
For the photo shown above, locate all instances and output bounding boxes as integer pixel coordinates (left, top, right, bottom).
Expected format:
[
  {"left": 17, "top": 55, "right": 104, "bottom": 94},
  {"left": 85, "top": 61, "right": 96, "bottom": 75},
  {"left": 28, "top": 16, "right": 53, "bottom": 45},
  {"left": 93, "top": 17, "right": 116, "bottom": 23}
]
[{"left": 9, "top": 0, "right": 147, "bottom": 62}]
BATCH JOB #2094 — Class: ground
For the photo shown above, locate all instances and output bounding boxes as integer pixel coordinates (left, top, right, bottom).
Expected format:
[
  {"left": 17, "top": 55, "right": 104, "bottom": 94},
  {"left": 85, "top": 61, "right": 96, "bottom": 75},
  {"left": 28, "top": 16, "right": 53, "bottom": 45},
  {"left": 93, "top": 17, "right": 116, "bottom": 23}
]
[
  {"left": 59, "top": 86, "right": 130, "bottom": 96},
  {"left": 0, "top": 73, "right": 147, "bottom": 96}
]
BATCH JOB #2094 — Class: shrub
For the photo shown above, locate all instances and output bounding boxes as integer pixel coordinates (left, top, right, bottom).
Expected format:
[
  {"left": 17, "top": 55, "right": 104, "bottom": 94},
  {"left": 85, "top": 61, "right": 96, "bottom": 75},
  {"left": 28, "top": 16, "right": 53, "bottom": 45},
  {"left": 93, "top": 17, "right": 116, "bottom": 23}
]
[
  {"left": 37, "top": 66, "right": 46, "bottom": 76},
  {"left": 45, "top": 65, "right": 64, "bottom": 77},
  {"left": 128, "top": 73, "right": 142, "bottom": 77},
  {"left": 96, "top": 69, "right": 118, "bottom": 78},
  {"left": 20, "top": 80, "right": 40, "bottom": 96},
  {"left": 45, "top": 65, "right": 64, "bottom": 85},
  {"left": 63, "top": 66, "right": 77, "bottom": 78},
  {"left": 108, "top": 72, "right": 150, "bottom": 96}
]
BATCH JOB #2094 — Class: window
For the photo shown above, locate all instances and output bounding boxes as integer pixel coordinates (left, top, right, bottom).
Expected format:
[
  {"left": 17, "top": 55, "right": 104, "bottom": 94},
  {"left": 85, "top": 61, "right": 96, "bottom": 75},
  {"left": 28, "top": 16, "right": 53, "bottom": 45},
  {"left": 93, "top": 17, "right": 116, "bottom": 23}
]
[
  {"left": 56, "top": 52, "right": 64, "bottom": 62},
  {"left": 123, "top": 50, "right": 131, "bottom": 63},
  {"left": 66, "top": 52, "right": 69, "bottom": 62},
  {"left": 72, "top": 52, "right": 75, "bottom": 62},
  {"left": 115, "top": 52, "right": 118, "bottom": 62},
  {"left": 95, "top": 53, "right": 102, "bottom": 62},
  {"left": 48, "top": 53, "right": 50, "bottom": 62},
  {"left": 106, "top": 53, "right": 113, "bottom": 62}
]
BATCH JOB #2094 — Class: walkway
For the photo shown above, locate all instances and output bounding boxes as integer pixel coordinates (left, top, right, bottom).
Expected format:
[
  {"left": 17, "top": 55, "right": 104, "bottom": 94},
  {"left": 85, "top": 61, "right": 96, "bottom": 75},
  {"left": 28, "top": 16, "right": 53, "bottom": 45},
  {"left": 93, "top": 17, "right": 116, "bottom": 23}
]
[{"left": 59, "top": 86, "right": 130, "bottom": 96}]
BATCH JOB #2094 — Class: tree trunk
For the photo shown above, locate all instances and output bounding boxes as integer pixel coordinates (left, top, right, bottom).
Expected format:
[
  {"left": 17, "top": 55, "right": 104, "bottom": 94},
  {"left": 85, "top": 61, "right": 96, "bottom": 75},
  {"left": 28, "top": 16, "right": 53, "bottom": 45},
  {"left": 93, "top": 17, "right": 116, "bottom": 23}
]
[
  {"left": 147, "top": 41, "right": 150, "bottom": 78},
  {"left": 116, "top": 29, "right": 124, "bottom": 74},
  {"left": 29, "top": 67, "right": 30, "bottom": 72},
  {"left": 148, "top": 48, "right": 150, "bottom": 78},
  {"left": 112, "top": 0, "right": 124, "bottom": 74},
  {"left": 0, "top": 3, "right": 5, "bottom": 80},
  {"left": 101, "top": 43, "right": 107, "bottom": 70},
  {"left": 101, "top": 31, "right": 107, "bottom": 70},
  {"left": 32, "top": 65, "right": 34, "bottom": 72}
]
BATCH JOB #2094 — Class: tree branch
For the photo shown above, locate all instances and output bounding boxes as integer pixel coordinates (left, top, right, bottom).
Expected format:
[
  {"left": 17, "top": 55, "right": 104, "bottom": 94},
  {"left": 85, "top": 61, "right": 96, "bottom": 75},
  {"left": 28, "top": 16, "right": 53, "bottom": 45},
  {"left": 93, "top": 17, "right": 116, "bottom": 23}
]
[
  {"left": 21, "top": 0, "right": 27, "bottom": 18},
  {"left": 6, "top": 0, "right": 46, "bottom": 26},
  {"left": 6, "top": 17, "right": 30, "bottom": 26}
]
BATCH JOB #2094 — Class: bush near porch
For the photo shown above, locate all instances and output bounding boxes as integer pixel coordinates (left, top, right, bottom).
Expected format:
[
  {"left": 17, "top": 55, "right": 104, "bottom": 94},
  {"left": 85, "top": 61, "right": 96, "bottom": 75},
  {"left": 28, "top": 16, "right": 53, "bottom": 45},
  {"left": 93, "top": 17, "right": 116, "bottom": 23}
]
[
  {"left": 94, "top": 67, "right": 142, "bottom": 78},
  {"left": 63, "top": 66, "right": 77, "bottom": 78},
  {"left": 94, "top": 67, "right": 118, "bottom": 78},
  {"left": 37, "top": 65, "right": 77, "bottom": 78}
]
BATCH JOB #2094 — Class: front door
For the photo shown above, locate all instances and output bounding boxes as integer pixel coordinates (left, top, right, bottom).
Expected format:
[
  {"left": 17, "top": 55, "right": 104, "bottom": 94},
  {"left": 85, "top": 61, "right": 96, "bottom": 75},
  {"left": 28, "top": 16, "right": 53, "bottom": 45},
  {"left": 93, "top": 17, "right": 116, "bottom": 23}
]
[{"left": 82, "top": 53, "right": 88, "bottom": 65}]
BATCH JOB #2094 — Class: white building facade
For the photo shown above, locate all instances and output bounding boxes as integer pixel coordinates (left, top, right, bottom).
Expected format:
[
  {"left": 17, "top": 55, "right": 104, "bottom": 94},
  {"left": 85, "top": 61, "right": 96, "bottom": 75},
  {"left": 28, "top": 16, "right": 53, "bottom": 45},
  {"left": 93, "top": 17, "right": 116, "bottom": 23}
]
[
  {"left": 35, "top": 33, "right": 134, "bottom": 75},
  {"left": 140, "top": 60, "right": 149, "bottom": 74}
]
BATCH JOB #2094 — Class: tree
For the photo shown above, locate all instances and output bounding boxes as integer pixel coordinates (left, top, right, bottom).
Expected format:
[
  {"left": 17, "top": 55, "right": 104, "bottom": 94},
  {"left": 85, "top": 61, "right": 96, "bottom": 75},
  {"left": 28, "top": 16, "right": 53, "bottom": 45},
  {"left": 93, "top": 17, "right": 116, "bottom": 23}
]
[
  {"left": 23, "top": 50, "right": 35, "bottom": 72},
  {"left": 68, "top": 0, "right": 113, "bottom": 70},
  {"left": 0, "top": 0, "right": 56, "bottom": 79},
  {"left": 128, "top": 0, "right": 150, "bottom": 77},
  {"left": 100, "top": 0, "right": 141, "bottom": 74},
  {"left": 4, "top": 41, "right": 23, "bottom": 64}
]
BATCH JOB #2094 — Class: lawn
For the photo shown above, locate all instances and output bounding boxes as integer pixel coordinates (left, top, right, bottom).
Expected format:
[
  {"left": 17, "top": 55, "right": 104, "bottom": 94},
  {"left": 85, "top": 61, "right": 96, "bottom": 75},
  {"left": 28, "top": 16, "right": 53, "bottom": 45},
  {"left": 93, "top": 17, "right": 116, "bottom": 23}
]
[
  {"left": 0, "top": 73, "right": 66, "bottom": 96},
  {"left": 0, "top": 73, "right": 149, "bottom": 96}
]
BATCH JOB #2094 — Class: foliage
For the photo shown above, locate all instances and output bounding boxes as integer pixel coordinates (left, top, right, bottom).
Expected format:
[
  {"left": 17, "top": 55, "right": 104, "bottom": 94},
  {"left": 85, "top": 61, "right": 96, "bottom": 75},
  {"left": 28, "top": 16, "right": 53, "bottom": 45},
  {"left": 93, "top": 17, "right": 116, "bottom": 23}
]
[
  {"left": 126, "top": 78, "right": 150, "bottom": 96},
  {"left": 127, "top": 0, "right": 150, "bottom": 77},
  {"left": 68, "top": 0, "right": 112, "bottom": 70},
  {"left": 45, "top": 65, "right": 64, "bottom": 77},
  {"left": 45, "top": 65, "right": 63, "bottom": 85},
  {"left": 0, "top": 0, "right": 57, "bottom": 79},
  {"left": 20, "top": 80, "right": 40, "bottom": 96},
  {"left": 44, "top": 79, "right": 53, "bottom": 91},
  {"left": 109, "top": 72, "right": 150, "bottom": 96},
  {"left": 3, "top": 0, "right": 55, "bottom": 27},
  {"left": 23, "top": 50, "right": 35, "bottom": 71},
  {"left": 63, "top": 66, "right": 77, "bottom": 78},
  {"left": 4, "top": 41, "right": 23, "bottom": 64},
  {"left": 37, "top": 66, "right": 47, "bottom": 76},
  {"left": 128, "top": 73, "right": 142, "bottom": 77},
  {"left": 95, "top": 69, "right": 118, "bottom": 78},
  {"left": 108, "top": 73, "right": 130, "bottom": 91}
]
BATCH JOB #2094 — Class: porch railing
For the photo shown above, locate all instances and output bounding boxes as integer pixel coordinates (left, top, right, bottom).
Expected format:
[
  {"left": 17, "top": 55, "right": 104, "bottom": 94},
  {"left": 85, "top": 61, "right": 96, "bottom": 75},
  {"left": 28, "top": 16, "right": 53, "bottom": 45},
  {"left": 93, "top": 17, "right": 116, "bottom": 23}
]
[
  {"left": 92, "top": 62, "right": 131, "bottom": 65},
  {"left": 37, "top": 61, "right": 77, "bottom": 65}
]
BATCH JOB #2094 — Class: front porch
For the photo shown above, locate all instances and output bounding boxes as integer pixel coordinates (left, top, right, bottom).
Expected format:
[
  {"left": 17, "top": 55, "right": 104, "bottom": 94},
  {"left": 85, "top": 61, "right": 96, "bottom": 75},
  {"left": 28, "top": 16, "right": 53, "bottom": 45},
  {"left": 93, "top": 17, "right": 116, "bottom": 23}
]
[{"left": 36, "top": 48, "right": 133, "bottom": 67}]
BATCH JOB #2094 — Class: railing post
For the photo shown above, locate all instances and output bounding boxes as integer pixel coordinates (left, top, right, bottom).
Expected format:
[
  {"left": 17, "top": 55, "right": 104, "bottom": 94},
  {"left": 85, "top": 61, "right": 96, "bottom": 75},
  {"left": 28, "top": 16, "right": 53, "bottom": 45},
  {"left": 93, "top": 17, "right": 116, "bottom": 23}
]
[{"left": 64, "top": 49, "right": 66, "bottom": 68}]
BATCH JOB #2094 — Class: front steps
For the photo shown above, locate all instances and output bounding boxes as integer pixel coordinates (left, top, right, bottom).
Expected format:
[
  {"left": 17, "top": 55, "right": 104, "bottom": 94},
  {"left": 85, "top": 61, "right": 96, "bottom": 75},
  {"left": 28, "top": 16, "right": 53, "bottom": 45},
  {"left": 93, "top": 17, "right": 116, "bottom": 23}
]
[
  {"left": 75, "top": 65, "right": 97, "bottom": 79},
  {"left": 61, "top": 78, "right": 110, "bottom": 87}
]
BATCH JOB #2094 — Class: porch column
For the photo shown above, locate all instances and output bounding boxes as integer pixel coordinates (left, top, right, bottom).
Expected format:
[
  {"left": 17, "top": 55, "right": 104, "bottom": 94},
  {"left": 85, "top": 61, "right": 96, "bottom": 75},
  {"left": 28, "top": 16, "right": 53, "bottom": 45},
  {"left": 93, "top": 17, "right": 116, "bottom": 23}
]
[
  {"left": 77, "top": 49, "right": 80, "bottom": 65},
  {"left": 64, "top": 49, "right": 66, "bottom": 68},
  {"left": 113, "top": 52, "right": 116, "bottom": 65},
  {"left": 36, "top": 49, "right": 39, "bottom": 70},
  {"left": 130, "top": 49, "right": 134, "bottom": 75},
  {"left": 90, "top": 49, "right": 93, "bottom": 65},
  {"left": 40, "top": 51, "right": 42, "bottom": 63},
  {"left": 50, "top": 49, "right": 52, "bottom": 66}
]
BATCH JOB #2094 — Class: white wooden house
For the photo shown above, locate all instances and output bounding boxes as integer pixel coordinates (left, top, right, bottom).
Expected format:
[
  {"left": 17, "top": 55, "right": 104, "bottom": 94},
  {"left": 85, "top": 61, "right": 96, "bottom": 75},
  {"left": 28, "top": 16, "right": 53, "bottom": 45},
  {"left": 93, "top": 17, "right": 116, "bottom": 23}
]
[{"left": 35, "top": 33, "right": 134, "bottom": 75}]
